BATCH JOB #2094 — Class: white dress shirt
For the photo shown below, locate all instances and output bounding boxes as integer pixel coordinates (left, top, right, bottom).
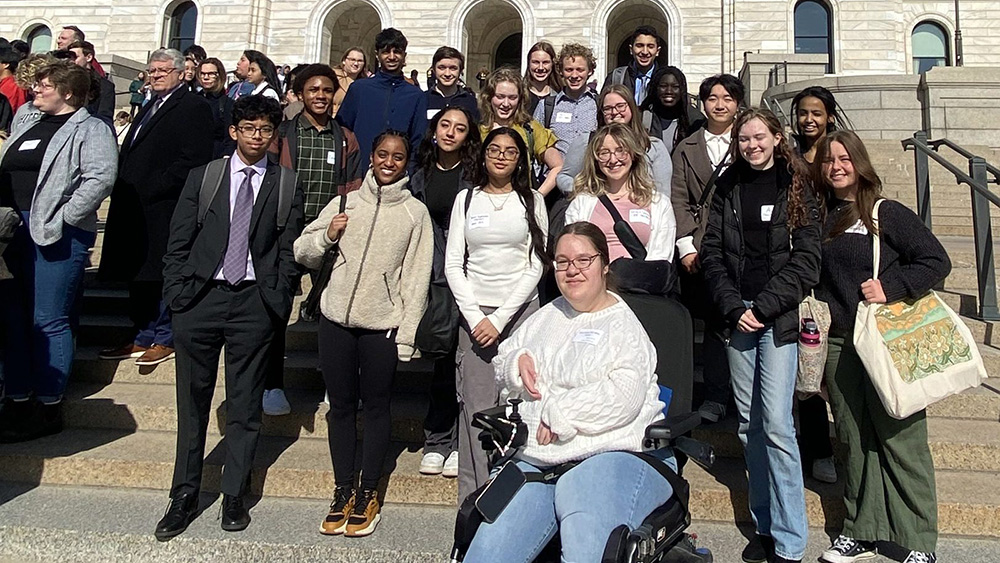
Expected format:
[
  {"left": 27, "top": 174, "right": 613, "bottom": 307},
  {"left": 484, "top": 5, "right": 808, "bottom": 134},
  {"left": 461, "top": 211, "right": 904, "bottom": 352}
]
[
  {"left": 704, "top": 129, "right": 731, "bottom": 168},
  {"left": 213, "top": 153, "right": 267, "bottom": 281}
]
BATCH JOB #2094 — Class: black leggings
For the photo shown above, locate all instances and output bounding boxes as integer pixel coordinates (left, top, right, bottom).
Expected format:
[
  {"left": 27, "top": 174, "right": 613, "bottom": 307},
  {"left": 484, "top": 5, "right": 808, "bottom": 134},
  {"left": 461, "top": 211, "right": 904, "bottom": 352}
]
[{"left": 319, "top": 317, "right": 397, "bottom": 490}]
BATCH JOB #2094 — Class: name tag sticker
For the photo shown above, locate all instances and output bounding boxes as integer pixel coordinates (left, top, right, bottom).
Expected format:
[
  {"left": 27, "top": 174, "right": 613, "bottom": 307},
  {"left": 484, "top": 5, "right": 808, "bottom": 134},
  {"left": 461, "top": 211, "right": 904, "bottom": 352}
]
[
  {"left": 468, "top": 214, "right": 491, "bottom": 230},
  {"left": 572, "top": 329, "right": 605, "bottom": 346},
  {"left": 554, "top": 111, "right": 573, "bottom": 124},
  {"left": 845, "top": 220, "right": 869, "bottom": 235},
  {"left": 760, "top": 205, "right": 774, "bottom": 222},
  {"left": 326, "top": 150, "right": 337, "bottom": 165},
  {"left": 19, "top": 139, "right": 40, "bottom": 151},
  {"left": 629, "top": 209, "right": 651, "bottom": 224}
]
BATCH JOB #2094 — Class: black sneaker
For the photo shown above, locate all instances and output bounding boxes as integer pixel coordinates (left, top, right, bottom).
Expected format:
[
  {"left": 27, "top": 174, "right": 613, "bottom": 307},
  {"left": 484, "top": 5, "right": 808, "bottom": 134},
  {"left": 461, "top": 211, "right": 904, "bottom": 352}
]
[
  {"left": 821, "top": 535, "right": 877, "bottom": 563},
  {"left": 742, "top": 534, "right": 774, "bottom": 563},
  {"left": 902, "top": 551, "right": 936, "bottom": 563}
]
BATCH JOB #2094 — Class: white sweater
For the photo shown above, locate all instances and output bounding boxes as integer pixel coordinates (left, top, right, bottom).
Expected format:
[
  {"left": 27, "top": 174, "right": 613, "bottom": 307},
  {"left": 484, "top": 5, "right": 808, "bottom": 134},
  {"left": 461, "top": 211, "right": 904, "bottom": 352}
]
[
  {"left": 445, "top": 188, "right": 548, "bottom": 333},
  {"left": 565, "top": 192, "right": 677, "bottom": 262},
  {"left": 493, "top": 293, "right": 665, "bottom": 466}
]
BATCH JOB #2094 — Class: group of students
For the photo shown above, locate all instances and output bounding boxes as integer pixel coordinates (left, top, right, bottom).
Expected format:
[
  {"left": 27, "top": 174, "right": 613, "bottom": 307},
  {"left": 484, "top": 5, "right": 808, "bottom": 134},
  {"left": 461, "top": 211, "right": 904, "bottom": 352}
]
[{"left": 0, "top": 22, "right": 951, "bottom": 563}]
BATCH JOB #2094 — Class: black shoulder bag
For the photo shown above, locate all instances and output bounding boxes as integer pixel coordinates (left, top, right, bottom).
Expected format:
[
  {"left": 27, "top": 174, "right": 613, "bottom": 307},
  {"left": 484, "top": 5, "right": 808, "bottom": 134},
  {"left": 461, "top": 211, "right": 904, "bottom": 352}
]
[
  {"left": 599, "top": 195, "right": 677, "bottom": 296},
  {"left": 691, "top": 157, "right": 729, "bottom": 226},
  {"left": 301, "top": 193, "right": 348, "bottom": 320},
  {"left": 415, "top": 187, "right": 475, "bottom": 357}
]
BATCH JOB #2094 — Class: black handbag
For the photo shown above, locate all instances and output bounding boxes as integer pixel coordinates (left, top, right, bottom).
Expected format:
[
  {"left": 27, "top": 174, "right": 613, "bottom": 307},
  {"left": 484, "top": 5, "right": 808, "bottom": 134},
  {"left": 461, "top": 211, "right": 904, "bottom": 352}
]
[
  {"left": 302, "top": 193, "right": 348, "bottom": 320},
  {"left": 414, "top": 188, "right": 475, "bottom": 357},
  {"left": 598, "top": 195, "right": 678, "bottom": 296}
]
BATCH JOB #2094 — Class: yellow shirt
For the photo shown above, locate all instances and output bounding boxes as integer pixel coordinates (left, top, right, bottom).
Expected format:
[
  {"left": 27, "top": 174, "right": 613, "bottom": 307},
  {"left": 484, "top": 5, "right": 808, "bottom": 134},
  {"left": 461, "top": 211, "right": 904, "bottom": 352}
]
[{"left": 479, "top": 120, "right": 558, "bottom": 162}]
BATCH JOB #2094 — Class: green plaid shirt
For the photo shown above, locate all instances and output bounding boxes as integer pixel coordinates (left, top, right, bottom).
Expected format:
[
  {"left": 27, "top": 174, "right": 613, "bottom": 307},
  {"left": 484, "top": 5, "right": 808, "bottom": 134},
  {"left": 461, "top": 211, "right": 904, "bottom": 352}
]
[{"left": 295, "top": 115, "right": 340, "bottom": 221}]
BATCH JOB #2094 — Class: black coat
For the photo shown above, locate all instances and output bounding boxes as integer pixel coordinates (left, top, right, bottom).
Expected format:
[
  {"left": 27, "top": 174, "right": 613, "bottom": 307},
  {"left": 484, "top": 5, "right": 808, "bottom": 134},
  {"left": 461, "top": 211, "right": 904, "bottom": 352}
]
[
  {"left": 199, "top": 89, "right": 236, "bottom": 159},
  {"left": 408, "top": 166, "right": 473, "bottom": 283},
  {"left": 700, "top": 158, "right": 822, "bottom": 344},
  {"left": 99, "top": 86, "right": 214, "bottom": 282},
  {"left": 162, "top": 157, "right": 304, "bottom": 319}
]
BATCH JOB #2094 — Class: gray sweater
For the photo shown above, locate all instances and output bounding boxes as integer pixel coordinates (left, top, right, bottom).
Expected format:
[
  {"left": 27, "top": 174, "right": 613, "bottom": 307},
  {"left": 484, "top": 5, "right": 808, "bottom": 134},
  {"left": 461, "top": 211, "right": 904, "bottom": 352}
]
[{"left": 0, "top": 104, "right": 117, "bottom": 246}]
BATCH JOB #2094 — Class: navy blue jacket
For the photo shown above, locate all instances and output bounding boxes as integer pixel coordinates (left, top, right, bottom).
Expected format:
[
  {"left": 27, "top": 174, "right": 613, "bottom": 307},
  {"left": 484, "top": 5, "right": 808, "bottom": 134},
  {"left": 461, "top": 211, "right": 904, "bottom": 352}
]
[
  {"left": 426, "top": 87, "right": 480, "bottom": 123},
  {"left": 336, "top": 71, "right": 428, "bottom": 170}
]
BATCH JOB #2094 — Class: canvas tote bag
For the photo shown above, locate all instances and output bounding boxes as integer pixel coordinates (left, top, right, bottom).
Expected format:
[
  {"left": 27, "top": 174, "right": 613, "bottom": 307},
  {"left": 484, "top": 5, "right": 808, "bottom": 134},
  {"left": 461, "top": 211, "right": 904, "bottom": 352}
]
[{"left": 853, "top": 199, "right": 987, "bottom": 419}]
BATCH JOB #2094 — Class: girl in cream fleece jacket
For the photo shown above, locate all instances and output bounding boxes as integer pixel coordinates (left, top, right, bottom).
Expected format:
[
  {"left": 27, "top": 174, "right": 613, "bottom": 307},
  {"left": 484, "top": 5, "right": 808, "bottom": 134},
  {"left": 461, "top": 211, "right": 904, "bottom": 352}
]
[{"left": 293, "top": 131, "right": 432, "bottom": 537}]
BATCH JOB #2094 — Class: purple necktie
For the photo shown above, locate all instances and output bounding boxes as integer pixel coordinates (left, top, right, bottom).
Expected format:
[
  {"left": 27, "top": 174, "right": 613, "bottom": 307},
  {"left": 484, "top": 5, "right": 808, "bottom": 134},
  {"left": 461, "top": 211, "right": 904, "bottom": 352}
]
[{"left": 223, "top": 168, "right": 256, "bottom": 284}]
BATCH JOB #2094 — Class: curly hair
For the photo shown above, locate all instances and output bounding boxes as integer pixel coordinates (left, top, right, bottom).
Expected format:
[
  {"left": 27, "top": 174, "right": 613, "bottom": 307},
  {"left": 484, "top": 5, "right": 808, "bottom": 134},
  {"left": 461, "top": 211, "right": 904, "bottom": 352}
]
[
  {"left": 416, "top": 106, "right": 482, "bottom": 185},
  {"left": 15, "top": 53, "right": 55, "bottom": 89},
  {"left": 556, "top": 43, "right": 596, "bottom": 73},
  {"left": 572, "top": 123, "right": 655, "bottom": 207},
  {"left": 478, "top": 67, "right": 532, "bottom": 128},
  {"left": 731, "top": 108, "right": 812, "bottom": 230}
]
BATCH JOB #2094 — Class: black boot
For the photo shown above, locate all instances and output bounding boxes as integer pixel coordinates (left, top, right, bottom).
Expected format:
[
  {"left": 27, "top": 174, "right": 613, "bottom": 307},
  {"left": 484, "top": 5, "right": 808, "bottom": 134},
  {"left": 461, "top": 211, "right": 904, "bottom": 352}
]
[
  {"left": 0, "top": 400, "right": 61, "bottom": 443},
  {"left": 221, "top": 494, "right": 251, "bottom": 532},
  {"left": 154, "top": 492, "right": 199, "bottom": 541}
]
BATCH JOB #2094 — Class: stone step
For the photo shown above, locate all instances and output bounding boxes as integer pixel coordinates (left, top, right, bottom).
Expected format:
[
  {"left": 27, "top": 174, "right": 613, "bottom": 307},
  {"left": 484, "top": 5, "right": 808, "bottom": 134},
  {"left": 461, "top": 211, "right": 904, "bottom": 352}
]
[
  {"left": 62, "top": 381, "right": 430, "bottom": 443},
  {"left": 693, "top": 416, "right": 1000, "bottom": 472},
  {"left": 0, "top": 428, "right": 997, "bottom": 537}
]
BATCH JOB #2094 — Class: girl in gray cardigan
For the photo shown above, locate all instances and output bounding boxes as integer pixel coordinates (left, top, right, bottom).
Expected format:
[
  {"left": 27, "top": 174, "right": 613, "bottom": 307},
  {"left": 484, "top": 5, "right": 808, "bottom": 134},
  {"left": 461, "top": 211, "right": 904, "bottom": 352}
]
[{"left": 0, "top": 62, "right": 117, "bottom": 443}]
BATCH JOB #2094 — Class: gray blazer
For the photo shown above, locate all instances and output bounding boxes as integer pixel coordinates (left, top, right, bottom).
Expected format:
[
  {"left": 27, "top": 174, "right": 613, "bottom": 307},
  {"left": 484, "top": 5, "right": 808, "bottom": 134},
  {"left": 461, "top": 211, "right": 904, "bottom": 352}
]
[{"left": 0, "top": 104, "right": 118, "bottom": 246}]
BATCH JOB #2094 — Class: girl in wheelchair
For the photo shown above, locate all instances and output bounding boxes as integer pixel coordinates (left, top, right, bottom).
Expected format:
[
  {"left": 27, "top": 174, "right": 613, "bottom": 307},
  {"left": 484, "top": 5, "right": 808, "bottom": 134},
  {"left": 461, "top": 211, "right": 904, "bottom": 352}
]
[{"left": 461, "top": 222, "right": 700, "bottom": 563}]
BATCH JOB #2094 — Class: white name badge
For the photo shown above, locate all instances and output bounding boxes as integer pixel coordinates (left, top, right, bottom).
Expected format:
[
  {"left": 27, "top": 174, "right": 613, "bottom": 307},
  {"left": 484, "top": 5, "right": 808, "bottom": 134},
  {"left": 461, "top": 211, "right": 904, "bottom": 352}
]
[
  {"left": 427, "top": 109, "right": 439, "bottom": 120},
  {"left": 19, "top": 139, "right": 41, "bottom": 151},
  {"left": 468, "top": 214, "right": 491, "bottom": 230},
  {"left": 572, "top": 329, "right": 605, "bottom": 346},
  {"left": 326, "top": 150, "right": 337, "bottom": 165},
  {"left": 845, "top": 219, "right": 869, "bottom": 235},
  {"left": 554, "top": 111, "right": 573, "bottom": 124},
  {"left": 760, "top": 205, "right": 774, "bottom": 222},
  {"left": 629, "top": 208, "right": 651, "bottom": 224}
]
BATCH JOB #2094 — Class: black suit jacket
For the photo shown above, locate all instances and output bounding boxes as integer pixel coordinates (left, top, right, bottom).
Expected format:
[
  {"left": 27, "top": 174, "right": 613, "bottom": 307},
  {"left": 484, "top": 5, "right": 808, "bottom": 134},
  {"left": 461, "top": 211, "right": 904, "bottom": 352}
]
[
  {"left": 99, "top": 86, "right": 214, "bottom": 282},
  {"left": 162, "top": 157, "right": 304, "bottom": 319}
]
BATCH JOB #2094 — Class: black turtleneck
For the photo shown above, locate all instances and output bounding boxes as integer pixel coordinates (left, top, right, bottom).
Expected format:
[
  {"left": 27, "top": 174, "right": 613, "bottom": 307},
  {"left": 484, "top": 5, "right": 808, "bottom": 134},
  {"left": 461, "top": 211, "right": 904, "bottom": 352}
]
[{"left": 739, "top": 165, "right": 780, "bottom": 300}]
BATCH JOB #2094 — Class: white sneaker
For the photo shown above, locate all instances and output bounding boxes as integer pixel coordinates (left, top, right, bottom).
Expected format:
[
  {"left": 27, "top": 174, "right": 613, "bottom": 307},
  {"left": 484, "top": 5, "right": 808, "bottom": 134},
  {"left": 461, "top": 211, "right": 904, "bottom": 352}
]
[
  {"left": 262, "top": 389, "right": 291, "bottom": 416},
  {"left": 698, "top": 400, "right": 726, "bottom": 423},
  {"left": 812, "top": 456, "right": 838, "bottom": 484},
  {"left": 442, "top": 451, "right": 459, "bottom": 478},
  {"left": 419, "top": 452, "right": 445, "bottom": 475}
]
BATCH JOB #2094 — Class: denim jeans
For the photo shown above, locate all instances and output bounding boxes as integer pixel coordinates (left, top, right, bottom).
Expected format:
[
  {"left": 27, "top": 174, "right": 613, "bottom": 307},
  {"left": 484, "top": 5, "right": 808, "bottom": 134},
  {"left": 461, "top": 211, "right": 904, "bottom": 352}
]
[
  {"left": 2, "top": 213, "right": 95, "bottom": 403},
  {"left": 463, "top": 449, "right": 675, "bottom": 563},
  {"left": 726, "top": 305, "right": 808, "bottom": 560}
]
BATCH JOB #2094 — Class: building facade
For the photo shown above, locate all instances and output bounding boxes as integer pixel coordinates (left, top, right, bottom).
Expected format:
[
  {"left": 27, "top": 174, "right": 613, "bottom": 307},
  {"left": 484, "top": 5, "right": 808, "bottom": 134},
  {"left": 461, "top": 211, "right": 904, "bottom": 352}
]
[{"left": 3, "top": 0, "right": 998, "bottom": 86}]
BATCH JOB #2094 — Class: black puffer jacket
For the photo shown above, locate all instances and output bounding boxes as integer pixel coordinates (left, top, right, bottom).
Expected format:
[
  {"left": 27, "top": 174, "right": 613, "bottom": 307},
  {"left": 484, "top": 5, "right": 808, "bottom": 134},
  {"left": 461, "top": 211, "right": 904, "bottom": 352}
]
[{"left": 700, "top": 158, "right": 822, "bottom": 344}]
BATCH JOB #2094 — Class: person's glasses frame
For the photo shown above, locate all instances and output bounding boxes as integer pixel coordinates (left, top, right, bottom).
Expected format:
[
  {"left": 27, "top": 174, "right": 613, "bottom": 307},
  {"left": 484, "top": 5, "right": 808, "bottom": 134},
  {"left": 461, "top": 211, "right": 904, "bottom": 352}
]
[
  {"left": 596, "top": 147, "right": 630, "bottom": 163},
  {"left": 237, "top": 125, "right": 276, "bottom": 138},
  {"left": 601, "top": 102, "right": 629, "bottom": 116},
  {"left": 485, "top": 146, "right": 520, "bottom": 161},
  {"left": 553, "top": 254, "right": 601, "bottom": 272},
  {"left": 147, "top": 67, "right": 178, "bottom": 77}
]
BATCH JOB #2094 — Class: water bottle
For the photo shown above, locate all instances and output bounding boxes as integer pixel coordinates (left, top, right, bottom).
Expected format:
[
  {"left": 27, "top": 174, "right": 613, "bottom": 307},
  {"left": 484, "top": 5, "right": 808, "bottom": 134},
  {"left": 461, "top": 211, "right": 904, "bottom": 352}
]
[{"left": 800, "top": 318, "right": 821, "bottom": 347}]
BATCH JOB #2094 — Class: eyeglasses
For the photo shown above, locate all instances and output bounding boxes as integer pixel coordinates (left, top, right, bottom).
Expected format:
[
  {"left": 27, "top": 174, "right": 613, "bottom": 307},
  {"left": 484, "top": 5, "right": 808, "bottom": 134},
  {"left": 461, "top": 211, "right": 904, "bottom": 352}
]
[
  {"left": 485, "top": 146, "right": 519, "bottom": 161},
  {"left": 601, "top": 102, "right": 629, "bottom": 115},
  {"left": 199, "top": 71, "right": 219, "bottom": 77},
  {"left": 237, "top": 125, "right": 276, "bottom": 138},
  {"left": 147, "top": 67, "right": 178, "bottom": 77},
  {"left": 596, "top": 147, "right": 630, "bottom": 163},
  {"left": 345, "top": 57, "right": 365, "bottom": 64},
  {"left": 31, "top": 81, "right": 55, "bottom": 92},
  {"left": 553, "top": 254, "right": 601, "bottom": 272}
]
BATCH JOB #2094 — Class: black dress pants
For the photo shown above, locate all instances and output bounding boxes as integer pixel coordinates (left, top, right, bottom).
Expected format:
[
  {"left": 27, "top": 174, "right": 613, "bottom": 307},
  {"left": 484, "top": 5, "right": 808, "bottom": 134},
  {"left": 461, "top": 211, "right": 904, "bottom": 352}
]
[{"left": 170, "top": 281, "right": 276, "bottom": 498}]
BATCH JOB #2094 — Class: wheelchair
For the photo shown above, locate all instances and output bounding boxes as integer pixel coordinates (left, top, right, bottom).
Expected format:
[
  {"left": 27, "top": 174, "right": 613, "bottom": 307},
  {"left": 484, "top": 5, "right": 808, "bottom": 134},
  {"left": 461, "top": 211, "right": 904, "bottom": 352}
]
[{"left": 449, "top": 296, "right": 715, "bottom": 563}]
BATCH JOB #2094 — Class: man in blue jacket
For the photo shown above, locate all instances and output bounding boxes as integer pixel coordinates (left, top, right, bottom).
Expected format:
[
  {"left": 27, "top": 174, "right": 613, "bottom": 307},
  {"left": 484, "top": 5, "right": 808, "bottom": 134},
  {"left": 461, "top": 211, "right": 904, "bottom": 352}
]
[{"left": 336, "top": 28, "right": 427, "bottom": 170}]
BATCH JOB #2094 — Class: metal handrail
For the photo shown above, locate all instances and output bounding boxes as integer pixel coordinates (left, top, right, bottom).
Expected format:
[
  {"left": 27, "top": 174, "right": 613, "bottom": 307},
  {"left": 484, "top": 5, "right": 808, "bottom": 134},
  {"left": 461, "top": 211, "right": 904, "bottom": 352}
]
[
  {"left": 902, "top": 131, "right": 1000, "bottom": 320},
  {"left": 761, "top": 96, "right": 792, "bottom": 132}
]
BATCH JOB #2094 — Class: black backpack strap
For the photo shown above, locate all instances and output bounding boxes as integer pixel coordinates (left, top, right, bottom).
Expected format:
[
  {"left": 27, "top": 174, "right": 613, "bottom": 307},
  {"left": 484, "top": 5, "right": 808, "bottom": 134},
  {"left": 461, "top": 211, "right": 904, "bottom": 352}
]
[
  {"left": 330, "top": 121, "right": 346, "bottom": 185},
  {"left": 598, "top": 194, "right": 647, "bottom": 259},
  {"left": 276, "top": 165, "right": 297, "bottom": 229},
  {"left": 543, "top": 94, "right": 556, "bottom": 129},
  {"left": 197, "top": 156, "right": 230, "bottom": 228}
]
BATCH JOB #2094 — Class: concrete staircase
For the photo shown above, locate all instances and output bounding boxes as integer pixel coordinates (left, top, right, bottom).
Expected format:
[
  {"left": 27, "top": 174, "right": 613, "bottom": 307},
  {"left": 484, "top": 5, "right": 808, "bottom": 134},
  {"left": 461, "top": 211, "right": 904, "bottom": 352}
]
[{"left": 2, "top": 141, "right": 1000, "bottom": 561}]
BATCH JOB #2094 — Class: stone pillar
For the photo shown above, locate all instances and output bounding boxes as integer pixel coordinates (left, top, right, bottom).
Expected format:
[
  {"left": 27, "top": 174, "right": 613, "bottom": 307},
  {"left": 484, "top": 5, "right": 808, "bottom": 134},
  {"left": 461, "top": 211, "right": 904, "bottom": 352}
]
[{"left": 919, "top": 67, "right": 1000, "bottom": 149}]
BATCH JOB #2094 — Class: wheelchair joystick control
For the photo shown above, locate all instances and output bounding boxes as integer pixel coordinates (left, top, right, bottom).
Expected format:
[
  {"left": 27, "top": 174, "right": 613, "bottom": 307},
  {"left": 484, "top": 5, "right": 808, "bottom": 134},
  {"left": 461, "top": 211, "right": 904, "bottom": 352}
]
[{"left": 507, "top": 398, "right": 523, "bottom": 423}]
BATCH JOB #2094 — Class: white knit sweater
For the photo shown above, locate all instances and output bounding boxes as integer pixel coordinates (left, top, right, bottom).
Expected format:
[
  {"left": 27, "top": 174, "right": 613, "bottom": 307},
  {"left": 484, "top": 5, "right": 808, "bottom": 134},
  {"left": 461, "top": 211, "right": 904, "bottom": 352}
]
[{"left": 493, "top": 293, "right": 665, "bottom": 466}]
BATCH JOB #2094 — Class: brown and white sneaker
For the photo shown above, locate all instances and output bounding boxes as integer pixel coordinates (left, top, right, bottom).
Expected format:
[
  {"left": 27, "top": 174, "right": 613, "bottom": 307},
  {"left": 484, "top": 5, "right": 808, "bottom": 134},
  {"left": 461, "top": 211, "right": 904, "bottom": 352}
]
[
  {"left": 135, "top": 345, "right": 175, "bottom": 366},
  {"left": 99, "top": 343, "right": 148, "bottom": 360},
  {"left": 319, "top": 486, "right": 355, "bottom": 535},
  {"left": 344, "top": 489, "right": 381, "bottom": 537}
]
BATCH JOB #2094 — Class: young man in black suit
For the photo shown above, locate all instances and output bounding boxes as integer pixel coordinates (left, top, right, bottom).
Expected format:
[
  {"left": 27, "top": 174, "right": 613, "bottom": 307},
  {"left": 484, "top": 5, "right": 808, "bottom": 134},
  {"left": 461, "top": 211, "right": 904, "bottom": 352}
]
[{"left": 154, "top": 95, "right": 304, "bottom": 541}]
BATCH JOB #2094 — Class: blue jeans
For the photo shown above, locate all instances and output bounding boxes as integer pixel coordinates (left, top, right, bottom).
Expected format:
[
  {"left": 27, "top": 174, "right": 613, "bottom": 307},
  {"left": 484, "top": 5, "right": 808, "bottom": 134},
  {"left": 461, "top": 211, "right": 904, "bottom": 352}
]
[
  {"left": 2, "top": 213, "right": 95, "bottom": 402},
  {"left": 464, "top": 449, "right": 675, "bottom": 563},
  {"left": 726, "top": 307, "right": 808, "bottom": 560}
]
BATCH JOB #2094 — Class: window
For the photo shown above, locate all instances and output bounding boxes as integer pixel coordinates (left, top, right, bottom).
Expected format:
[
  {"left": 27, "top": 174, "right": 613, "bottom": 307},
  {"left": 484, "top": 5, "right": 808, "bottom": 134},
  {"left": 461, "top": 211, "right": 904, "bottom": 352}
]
[
  {"left": 167, "top": 1, "right": 197, "bottom": 52},
  {"left": 912, "top": 21, "right": 950, "bottom": 74},
  {"left": 794, "top": 0, "right": 832, "bottom": 73},
  {"left": 25, "top": 25, "right": 52, "bottom": 53}
]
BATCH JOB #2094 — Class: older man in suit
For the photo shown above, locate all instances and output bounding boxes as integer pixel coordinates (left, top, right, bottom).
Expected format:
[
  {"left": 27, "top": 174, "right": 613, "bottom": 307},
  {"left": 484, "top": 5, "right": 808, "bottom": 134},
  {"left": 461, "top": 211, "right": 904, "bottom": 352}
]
[
  {"left": 154, "top": 95, "right": 303, "bottom": 541},
  {"left": 98, "top": 48, "right": 213, "bottom": 366}
]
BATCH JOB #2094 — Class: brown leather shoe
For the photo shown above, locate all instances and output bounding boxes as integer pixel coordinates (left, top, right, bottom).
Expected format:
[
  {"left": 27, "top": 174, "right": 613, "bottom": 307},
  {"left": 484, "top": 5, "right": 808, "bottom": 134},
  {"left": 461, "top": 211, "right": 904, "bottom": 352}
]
[
  {"left": 135, "top": 345, "right": 175, "bottom": 366},
  {"left": 99, "top": 343, "right": 148, "bottom": 360}
]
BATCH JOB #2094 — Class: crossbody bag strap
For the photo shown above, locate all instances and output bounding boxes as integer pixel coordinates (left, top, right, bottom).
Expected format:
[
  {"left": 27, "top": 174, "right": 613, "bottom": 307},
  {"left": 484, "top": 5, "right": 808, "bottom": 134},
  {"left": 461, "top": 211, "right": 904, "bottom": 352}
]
[
  {"left": 462, "top": 187, "right": 475, "bottom": 275},
  {"left": 598, "top": 194, "right": 647, "bottom": 259},
  {"left": 697, "top": 157, "right": 730, "bottom": 210}
]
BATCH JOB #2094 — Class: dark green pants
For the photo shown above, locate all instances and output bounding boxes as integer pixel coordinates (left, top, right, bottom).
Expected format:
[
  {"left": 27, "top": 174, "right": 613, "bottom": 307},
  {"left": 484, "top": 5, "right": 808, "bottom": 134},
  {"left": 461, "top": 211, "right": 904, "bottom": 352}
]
[{"left": 825, "top": 337, "right": 938, "bottom": 553}]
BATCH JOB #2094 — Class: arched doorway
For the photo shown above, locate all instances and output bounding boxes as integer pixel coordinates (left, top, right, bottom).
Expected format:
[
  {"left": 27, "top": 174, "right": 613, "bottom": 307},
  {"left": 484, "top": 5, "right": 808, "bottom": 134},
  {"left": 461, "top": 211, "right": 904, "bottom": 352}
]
[
  {"left": 321, "top": 0, "right": 382, "bottom": 70},
  {"left": 607, "top": 0, "right": 669, "bottom": 69},
  {"left": 462, "top": 0, "right": 524, "bottom": 85}
]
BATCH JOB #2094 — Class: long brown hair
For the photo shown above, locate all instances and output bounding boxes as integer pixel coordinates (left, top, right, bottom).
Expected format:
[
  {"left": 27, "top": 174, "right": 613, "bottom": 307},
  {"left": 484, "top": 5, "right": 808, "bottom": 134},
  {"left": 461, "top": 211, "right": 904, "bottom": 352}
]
[
  {"left": 523, "top": 41, "right": 563, "bottom": 93},
  {"left": 597, "top": 84, "right": 650, "bottom": 152},
  {"left": 731, "top": 108, "right": 812, "bottom": 229},
  {"left": 813, "top": 130, "right": 883, "bottom": 238},
  {"left": 479, "top": 67, "right": 533, "bottom": 128}
]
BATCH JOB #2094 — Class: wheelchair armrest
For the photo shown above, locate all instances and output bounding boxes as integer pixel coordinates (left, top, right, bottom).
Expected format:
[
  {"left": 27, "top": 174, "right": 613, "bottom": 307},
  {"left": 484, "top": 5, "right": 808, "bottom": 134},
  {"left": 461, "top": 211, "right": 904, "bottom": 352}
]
[{"left": 644, "top": 412, "right": 702, "bottom": 443}]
